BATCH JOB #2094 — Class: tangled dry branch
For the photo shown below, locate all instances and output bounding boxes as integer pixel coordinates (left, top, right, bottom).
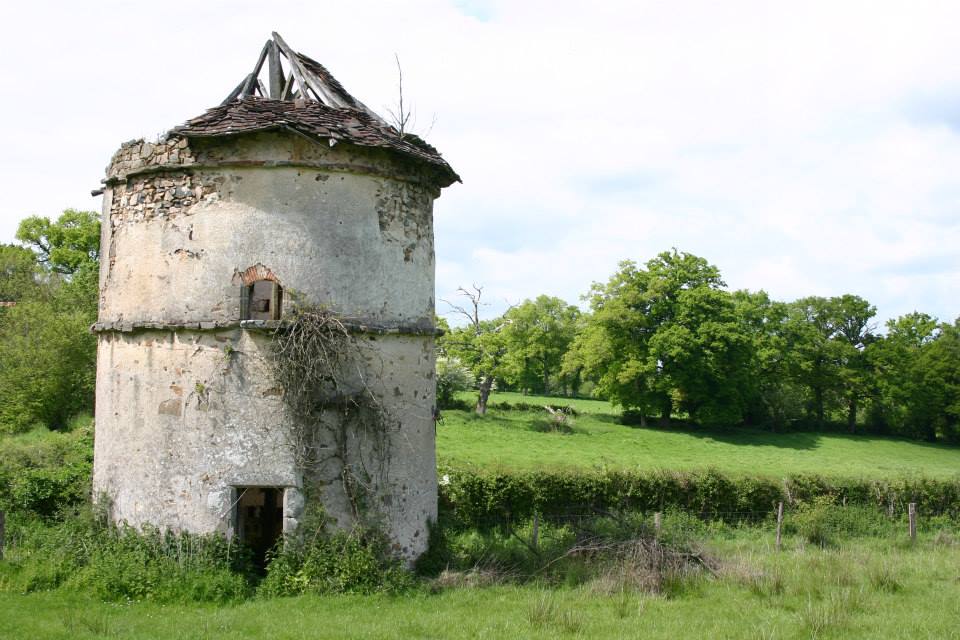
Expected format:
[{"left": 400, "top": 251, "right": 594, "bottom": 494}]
[{"left": 269, "top": 308, "right": 392, "bottom": 524}]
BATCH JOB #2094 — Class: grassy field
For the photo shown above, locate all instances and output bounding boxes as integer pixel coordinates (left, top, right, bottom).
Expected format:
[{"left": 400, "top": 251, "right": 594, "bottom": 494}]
[
  {"left": 3, "top": 528, "right": 959, "bottom": 639},
  {"left": 437, "top": 392, "right": 960, "bottom": 479},
  {"left": 4, "top": 395, "right": 960, "bottom": 638}
]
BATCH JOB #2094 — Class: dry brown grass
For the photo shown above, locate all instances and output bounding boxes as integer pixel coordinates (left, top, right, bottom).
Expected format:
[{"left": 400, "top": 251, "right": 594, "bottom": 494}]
[
  {"left": 429, "top": 568, "right": 505, "bottom": 590},
  {"left": 576, "top": 538, "right": 716, "bottom": 596}
]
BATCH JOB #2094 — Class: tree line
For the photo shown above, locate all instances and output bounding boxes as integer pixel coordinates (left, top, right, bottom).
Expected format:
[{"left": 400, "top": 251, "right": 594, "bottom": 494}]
[
  {"left": 439, "top": 250, "right": 960, "bottom": 443},
  {"left": 0, "top": 212, "right": 957, "bottom": 443}
]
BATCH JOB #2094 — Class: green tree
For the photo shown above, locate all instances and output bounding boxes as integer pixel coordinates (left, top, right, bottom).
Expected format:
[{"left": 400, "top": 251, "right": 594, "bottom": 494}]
[
  {"left": 570, "top": 250, "right": 751, "bottom": 426},
  {"left": 499, "top": 295, "right": 581, "bottom": 396},
  {"left": 867, "top": 312, "right": 936, "bottom": 438},
  {"left": 441, "top": 286, "right": 507, "bottom": 414},
  {"left": 0, "top": 297, "right": 96, "bottom": 432},
  {"left": 831, "top": 295, "right": 877, "bottom": 433},
  {"left": 784, "top": 297, "right": 843, "bottom": 429},
  {"left": 0, "top": 211, "right": 100, "bottom": 433},
  {"left": 869, "top": 313, "right": 960, "bottom": 442},
  {"left": 16, "top": 209, "right": 100, "bottom": 275},
  {"left": 784, "top": 295, "right": 876, "bottom": 431},
  {"left": 918, "top": 319, "right": 960, "bottom": 442},
  {"left": 730, "top": 290, "right": 801, "bottom": 430},
  {"left": 0, "top": 244, "right": 41, "bottom": 304}
]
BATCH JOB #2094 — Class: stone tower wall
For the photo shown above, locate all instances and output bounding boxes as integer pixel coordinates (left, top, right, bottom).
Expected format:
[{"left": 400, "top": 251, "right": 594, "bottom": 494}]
[{"left": 93, "top": 131, "right": 440, "bottom": 558}]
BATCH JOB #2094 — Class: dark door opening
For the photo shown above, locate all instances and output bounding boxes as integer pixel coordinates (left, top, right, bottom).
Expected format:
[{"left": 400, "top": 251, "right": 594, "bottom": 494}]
[{"left": 236, "top": 487, "right": 284, "bottom": 571}]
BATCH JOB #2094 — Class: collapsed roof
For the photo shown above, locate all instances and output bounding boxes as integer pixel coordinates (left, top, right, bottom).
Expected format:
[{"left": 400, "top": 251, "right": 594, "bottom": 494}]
[{"left": 172, "top": 33, "right": 459, "bottom": 187}]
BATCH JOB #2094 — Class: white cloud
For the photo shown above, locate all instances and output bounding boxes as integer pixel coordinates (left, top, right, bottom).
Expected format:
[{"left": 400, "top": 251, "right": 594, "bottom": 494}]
[{"left": 1, "top": 0, "right": 957, "bottom": 327}]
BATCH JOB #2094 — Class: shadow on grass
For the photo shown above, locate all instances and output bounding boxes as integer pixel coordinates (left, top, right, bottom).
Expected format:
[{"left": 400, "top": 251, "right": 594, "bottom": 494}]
[
  {"left": 444, "top": 404, "right": 960, "bottom": 456},
  {"left": 660, "top": 426, "right": 823, "bottom": 451}
]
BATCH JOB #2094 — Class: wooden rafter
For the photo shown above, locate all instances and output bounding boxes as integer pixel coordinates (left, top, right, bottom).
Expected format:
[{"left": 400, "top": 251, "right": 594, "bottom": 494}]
[{"left": 221, "top": 33, "right": 389, "bottom": 125}]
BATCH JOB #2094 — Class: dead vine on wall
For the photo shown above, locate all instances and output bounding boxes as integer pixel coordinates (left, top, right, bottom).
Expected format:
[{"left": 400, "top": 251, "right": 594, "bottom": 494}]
[{"left": 269, "top": 308, "right": 392, "bottom": 528}]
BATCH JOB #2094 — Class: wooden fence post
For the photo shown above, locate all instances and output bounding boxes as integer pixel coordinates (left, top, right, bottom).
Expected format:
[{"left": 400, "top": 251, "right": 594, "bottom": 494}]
[
  {"left": 0, "top": 510, "right": 5, "bottom": 561},
  {"left": 776, "top": 502, "right": 784, "bottom": 552},
  {"left": 654, "top": 512, "right": 662, "bottom": 538},
  {"left": 908, "top": 503, "right": 917, "bottom": 542}
]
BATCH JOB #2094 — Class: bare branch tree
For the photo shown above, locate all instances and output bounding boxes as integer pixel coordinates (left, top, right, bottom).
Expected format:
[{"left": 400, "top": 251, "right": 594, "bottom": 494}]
[
  {"left": 440, "top": 285, "right": 517, "bottom": 415},
  {"left": 385, "top": 54, "right": 438, "bottom": 139},
  {"left": 440, "top": 284, "right": 486, "bottom": 333},
  {"left": 386, "top": 53, "right": 412, "bottom": 137}
]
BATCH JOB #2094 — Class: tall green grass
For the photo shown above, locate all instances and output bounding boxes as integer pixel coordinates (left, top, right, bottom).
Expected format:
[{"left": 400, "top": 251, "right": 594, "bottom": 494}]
[
  {"left": 2, "top": 519, "right": 959, "bottom": 639},
  {"left": 0, "top": 511, "right": 253, "bottom": 604}
]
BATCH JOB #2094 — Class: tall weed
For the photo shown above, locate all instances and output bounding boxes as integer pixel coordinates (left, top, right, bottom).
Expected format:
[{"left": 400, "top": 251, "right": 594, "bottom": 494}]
[{"left": 0, "top": 511, "right": 253, "bottom": 603}]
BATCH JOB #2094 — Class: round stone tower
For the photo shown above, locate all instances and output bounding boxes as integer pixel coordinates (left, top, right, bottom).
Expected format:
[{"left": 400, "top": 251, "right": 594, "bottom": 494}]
[{"left": 92, "top": 33, "right": 458, "bottom": 562}]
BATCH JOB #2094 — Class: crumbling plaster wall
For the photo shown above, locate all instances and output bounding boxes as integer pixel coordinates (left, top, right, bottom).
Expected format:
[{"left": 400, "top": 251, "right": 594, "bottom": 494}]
[
  {"left": 93, "top": 328, "right": 437, "bottom": 556},
  {"left": 94, "top": 130, "right": 440, "bottom": 559},
  {"left": 99, "top": 131, "right": 437, "bottom": 328}
]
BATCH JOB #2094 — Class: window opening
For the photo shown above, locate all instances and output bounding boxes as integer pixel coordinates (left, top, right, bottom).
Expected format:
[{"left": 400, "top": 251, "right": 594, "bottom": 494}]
[
  {"left": 235, "top": 486, "right": 284, "bottom": 571},
  {"left": 242, "top": 280, "right": 283, "bottom": 321}
]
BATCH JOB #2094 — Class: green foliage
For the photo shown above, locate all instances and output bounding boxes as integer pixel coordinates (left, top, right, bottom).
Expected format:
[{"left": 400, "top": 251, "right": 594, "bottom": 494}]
[
  {"left": 867, "top": 314, "right": 960, "bottom": 442},
  {"left": 0, "top": 422, "right": 93, "bottom": 516},
  {"left": 568, "top": 250, "right": 752, "bottom": 426},
  {"left": 436, "top": 356, "right": 474, "bottom": 408},
  {"left": 15, "top": 210, "right": 100, "bottom": 275},
  {"left": 498, "top": 296, "right": 582, "bottom": 395},
  {"left": 0, "top": 211, "right": 100, "bottom": 433},
  {"left": 0, "top": 297, "right": 97, "bottom": 432},
  {"left": 439, "top": 468, "right": 781, "bottom": 528},
  {"left": 0, "top": 244, "right": 41, "bottom": 304},
  {"left": 785, "top": 497, "right": 894, "bottom": 547},
  {"left": 438, "top": 467, "right": 960, "bottom": 529},
  {"left": 783, "top": 295, "right": 877, "bottom": 430},
  {"left": 259, "top": 529, "right": 414, "bottom": 597},
  {"left": 0, "top": 512, "right": 253, "bottom": 604}
]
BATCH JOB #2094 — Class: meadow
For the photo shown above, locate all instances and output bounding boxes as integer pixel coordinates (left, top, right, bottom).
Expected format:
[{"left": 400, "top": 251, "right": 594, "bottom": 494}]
[
  {"left": 437, "top": 392, "right": 960, "bottom": 479},
  {"left": 2, "top": 524, "right": 958, "bottom": 639},
  {"left": 3, "top": 393, "right": 960, "bottom": 639}
]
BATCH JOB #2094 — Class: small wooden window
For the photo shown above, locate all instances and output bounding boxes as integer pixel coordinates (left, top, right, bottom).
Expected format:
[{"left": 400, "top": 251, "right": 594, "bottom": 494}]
[{"left": 241, "top": 280, "right": 282, "bottom": 321}]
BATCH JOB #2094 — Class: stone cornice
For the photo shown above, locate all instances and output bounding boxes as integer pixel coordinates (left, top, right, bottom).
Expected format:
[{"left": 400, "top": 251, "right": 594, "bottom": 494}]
[{"left": 91, "top": 318, "right": 442, "bottom": 337}]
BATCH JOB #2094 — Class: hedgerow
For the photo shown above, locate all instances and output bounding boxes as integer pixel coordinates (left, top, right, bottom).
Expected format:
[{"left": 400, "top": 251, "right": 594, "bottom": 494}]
[{"left": 437, "top": 467, "right": 960, "bottom": 528}]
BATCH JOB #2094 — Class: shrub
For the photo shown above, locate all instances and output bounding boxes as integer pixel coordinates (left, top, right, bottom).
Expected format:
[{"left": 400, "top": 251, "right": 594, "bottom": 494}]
[
  {"left": 436, "top": 357, "right": 474, "bottom": 408},
  {"left": 786, "top": 498, "right": 894, "bottom": 546},
  {"left": 438, "top": 467, "right": 960, "bottom": 530},
  {"left": 0, "top": 422, "right": 93, "bottom": 517},
  {"left": 258, "top": 528, "right": 415, "bottom": 597},
  {"left": 0, "top": 511, "right": 254, "bottom": 603}
]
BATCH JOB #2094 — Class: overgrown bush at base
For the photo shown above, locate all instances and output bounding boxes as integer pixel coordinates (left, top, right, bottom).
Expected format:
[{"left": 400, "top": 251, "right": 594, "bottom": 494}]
[
  {"left": 258, "top": 529, "right": 414, "bottom": 597},
  {"left": 0, "top": 511, "right": 254, "bottom": 603}
]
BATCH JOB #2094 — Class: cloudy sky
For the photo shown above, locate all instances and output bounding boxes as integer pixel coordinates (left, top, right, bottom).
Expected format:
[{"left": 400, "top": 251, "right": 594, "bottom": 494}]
[{"left": 1, "top": 0, "right": 957, "bottom": 326}]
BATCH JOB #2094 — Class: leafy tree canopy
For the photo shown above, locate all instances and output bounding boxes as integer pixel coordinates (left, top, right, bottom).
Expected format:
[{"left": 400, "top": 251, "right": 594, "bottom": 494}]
[
  {"left": 0, "top": 244, "right": 41, "bottom": 303},
  {"left": 16, "top": 209, "right": 100, "bottom": 275}
]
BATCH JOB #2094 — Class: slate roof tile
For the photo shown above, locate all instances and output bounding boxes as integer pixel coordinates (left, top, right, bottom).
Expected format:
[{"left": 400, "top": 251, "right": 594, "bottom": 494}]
[{"left": 173, "top": 96, "right": 460, "bottom": 187}]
